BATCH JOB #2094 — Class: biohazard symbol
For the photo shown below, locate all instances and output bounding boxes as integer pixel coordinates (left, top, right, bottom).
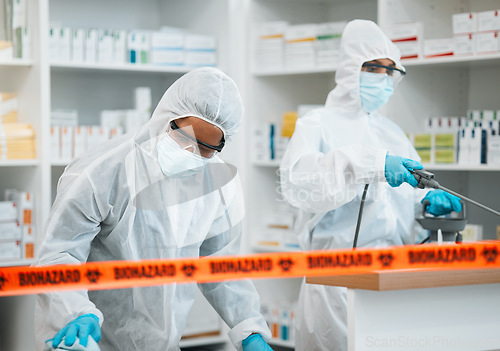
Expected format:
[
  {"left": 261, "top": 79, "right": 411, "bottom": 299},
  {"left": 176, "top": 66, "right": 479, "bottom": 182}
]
[
  {"left": 0, "top": 273, "right": 7, "bottom": 290},
  {"left": 278, "top": 258, "right": 294, "bottom": 272},
  {"left": 182, "top": 264, "right": 197, "bottom": 277},
  {"left": 378, "top": 253, "right": 394, "bottom": 267},
  {"left": 86, "top": 269, "right": 102, "bottom": 283},
  {"left": 482, "top": 247, "right": 498, "bottom": 263}
]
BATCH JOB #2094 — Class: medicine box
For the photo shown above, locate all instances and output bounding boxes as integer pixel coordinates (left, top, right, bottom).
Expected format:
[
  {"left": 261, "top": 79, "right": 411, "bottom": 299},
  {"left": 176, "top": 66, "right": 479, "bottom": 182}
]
[
  {"left": 477, "top": 10, "right": 500, "bottom": 32},
  {"left": 453, "top": 33, "right": 475, "bottom": 56},
  {"left": 452, "top": 12, "right": 477, "bottom": 35},
  {"left": 0, "top": 240, "right": 22, "bottom": 260},
  {"left": 424, "top": 38, "right": 454, "bottom": 58},
  {"left": 383, "top": 22, "right": 423, "bottom": 60},
  {"left": 0, "top": 201, "right": 17, "bottom": 222},
  {"left": 476, "top": 31, "right": 499, "bottom": 54}
]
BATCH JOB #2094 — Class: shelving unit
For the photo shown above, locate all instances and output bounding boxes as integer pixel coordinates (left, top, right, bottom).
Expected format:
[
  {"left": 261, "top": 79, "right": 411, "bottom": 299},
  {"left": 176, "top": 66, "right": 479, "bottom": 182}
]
[
  {"left": 244, "top": 1, "right": 500, "bottom": 350},
  {"left": 2, "top": 0, "right": 500, "bottom": 350},
  {"left": 1, "top": 1, "right": 241, "bottom": 350}
]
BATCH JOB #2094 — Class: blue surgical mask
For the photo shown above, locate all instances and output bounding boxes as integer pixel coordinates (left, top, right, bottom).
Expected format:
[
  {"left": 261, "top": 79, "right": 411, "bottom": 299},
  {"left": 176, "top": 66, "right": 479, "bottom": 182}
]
[
  {"left": 359, "top": 71, "right": 394, "bottom": 113},
  {"left": 156, "top": 135, "right": 206, "bottom": 178}
]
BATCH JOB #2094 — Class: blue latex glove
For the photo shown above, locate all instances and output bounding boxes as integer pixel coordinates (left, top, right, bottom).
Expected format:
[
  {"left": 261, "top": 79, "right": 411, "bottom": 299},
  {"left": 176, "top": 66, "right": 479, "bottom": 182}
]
[
  {"left": 422, "top": 189, "right": 462, "bottom": 216},
  {"left": 384, "top": 155, "right": 423, "bottom": 187},
  {"left": 242, "top": 334, "right": 274, "bottom": 351},
  {"left": 53, "top": 314, "right": 101, "bottom": 348}
]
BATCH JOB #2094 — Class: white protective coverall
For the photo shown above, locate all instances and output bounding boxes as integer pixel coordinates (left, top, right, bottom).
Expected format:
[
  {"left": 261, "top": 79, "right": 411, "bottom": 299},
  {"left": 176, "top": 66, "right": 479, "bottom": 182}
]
[
  {"left": 35, "top": 67, "right": 271, "bottom": 351},
  {"left": 279, "top": 20, "right": 426, "bottom": 351}
]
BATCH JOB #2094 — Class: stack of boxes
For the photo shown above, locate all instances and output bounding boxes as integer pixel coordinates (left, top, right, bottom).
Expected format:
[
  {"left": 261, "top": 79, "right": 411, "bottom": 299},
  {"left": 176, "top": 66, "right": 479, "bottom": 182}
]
[
  {"left": 254, "top": 21, "right": 287, "bottom": 70},
  {"left": 0, "top": 92, "right": 36, "bottom": 160},
  {"left": 51, "top": 87, "right": 151, "bottom": 162},
  {"left": 0, "top": 0, "right": 31, "bottom": 60},
  {"left": 254, "top": 21, "right": 345, "bottom": 71},
  {"left": 383, "top": 9, "right": 500, "bottom": 61},
  {"left": 476, "top": 10, "right": 500, "bottom": 54},
  {"left": 49, "top": 25, "right": 217, "bottom": 67},
  {"left": 383, "top": 22, "right": 423, "bottom": 60},
  {"left": 0, "top": 190, "right": 34, "bottom": 262},
  {"left": 409, "top": 110, "right": 500, "bottom": 166},
  {"left": 284, "top": 24, "right": 317, "bottom": 68},
  {"left": 315, "top": 22, "right": 346, "bottom": 66},
  {"left": 252, "top": 111, "right": 297, "bottom": 164}
]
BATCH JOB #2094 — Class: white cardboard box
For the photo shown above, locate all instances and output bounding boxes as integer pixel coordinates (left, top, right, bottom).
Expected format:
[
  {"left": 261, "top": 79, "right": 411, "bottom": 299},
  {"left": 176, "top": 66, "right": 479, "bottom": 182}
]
[
  {"left": 476, "top": 31, "right": 499, "bottom": 54},
  {"left": 424, "top": 38, "right": 454, "bottom": 58},
  {"left": 453, "top": 33, "right": 475, "bottom": 56},
  {"left": 452, "top": 12, "right": 477, "bottom": 35},
  {"left": 477, "top": 10, "right": 500, "bottom": 32}
]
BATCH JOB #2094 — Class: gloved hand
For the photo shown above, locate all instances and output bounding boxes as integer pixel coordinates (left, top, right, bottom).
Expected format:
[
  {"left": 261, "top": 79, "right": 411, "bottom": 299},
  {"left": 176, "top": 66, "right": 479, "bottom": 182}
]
[
  {"left": 53, "top": 314, "right": 101, "bottom": 349},
  {"left": 242, "top": 334, "right": 274, "bottom": 351},
  {"left": 384, "top": 155, "right": 423, "bottom": 187},
  {"left": 422, "top": 189, "right": 462, "bottom": 216}
]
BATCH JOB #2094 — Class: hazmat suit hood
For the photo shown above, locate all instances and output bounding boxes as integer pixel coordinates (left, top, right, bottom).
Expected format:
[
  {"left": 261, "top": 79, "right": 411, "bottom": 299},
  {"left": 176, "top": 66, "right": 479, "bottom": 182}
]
[
  {"left": 136, "top": 66, "right": 243, "bottom": 157},
  {"left": 130, "top": 67, "right": 244, "bottom": 206},
  {"left": 325, "top": 19, "right": 404, "bottom": 111}
]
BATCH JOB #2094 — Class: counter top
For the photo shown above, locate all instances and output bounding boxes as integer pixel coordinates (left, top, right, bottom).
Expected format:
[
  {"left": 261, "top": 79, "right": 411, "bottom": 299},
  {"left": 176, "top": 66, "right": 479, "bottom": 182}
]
[{"left": 306, "top": 267, "right": 500, "bottom": 291}]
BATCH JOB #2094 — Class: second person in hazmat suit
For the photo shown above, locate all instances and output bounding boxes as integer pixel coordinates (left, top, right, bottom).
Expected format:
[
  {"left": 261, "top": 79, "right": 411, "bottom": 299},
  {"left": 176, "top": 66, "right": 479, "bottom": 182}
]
[
  {"left": 279, "top": 20, "right": 462, "bottom": 351},
  {"left": 34, "top": 67, "right": 273, "bottom": 351}
]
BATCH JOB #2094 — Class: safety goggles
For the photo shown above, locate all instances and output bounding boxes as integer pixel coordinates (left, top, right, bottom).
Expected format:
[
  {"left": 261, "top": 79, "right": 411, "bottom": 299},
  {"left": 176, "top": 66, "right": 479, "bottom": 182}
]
[
  {"left": 361, "top": 62, "right": 406, "bottom": 85},
  {"left": 168, "top": 119, "right": 225, "bottom": 159}
]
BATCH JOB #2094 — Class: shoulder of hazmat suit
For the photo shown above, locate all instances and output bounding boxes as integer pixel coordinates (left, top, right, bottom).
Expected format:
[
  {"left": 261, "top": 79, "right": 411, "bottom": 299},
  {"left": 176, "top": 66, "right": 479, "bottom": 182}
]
[
  {"left": 34, "top": 67, "right": 271, "bottom": 351},
  {"left": 279, "top": 20, "right": 426, "bottom": 351}
]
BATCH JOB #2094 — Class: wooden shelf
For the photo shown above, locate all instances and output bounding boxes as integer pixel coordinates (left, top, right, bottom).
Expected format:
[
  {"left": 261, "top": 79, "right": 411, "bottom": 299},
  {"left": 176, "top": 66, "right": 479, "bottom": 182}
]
[{"left": 306, "top": 267, "right": 500, "bottom": 291}]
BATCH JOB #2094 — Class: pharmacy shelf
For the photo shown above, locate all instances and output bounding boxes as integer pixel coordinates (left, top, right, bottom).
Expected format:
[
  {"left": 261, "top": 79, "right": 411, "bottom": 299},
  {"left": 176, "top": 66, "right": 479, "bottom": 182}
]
[
  {"left": 253, "top": 160, "right": 282, "bottom": 167},
  {"left": 0, "top": 59, "right": 33, "bottom": 67},
  {"left": 423, "top": 164, "right": 500, "bottom": 171},
  {"left": 253, "top": 64, "right": 337, "bottom": 77},
  {"left": 403, "top": 52, "right": 500, "bottom": 68},
  {"left": 179, "top": 335, "right": 228, "bottom": 348},
  {"left": 0, "top": 259, "right": 35, "bottom": 267},
  {"left": 0, "top": 159, "right": 39, "bottom": 167},
  {"left": 50, "top": 62, "right": 195, "bottom": 74},
  {"left": 50, "top": 161, "right": 70, "bottom": 167},
  {"left": 268, "top": 338, "right": 295, "bottom": 348},
  {"left": 253, "top": 245, "right": 300, "bottom": 253}
]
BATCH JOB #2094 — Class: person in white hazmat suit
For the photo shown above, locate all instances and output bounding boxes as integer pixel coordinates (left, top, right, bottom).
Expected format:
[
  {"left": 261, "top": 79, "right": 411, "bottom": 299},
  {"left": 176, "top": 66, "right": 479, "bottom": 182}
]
[
  {"left": 279, "top": 20, "right": 462, "bottom": 351},
  {"left": 34, "top": 67, "right": 274, "bottom": 351}
]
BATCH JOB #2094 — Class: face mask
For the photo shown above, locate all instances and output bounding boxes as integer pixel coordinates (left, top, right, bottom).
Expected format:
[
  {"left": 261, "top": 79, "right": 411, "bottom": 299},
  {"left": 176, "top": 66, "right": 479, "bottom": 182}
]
[
  {"left": 156, "top": 135, "right": 206, "bottom": 178},
  {"left": 359, "top": 71, "right": 394, "bottom": 113}
]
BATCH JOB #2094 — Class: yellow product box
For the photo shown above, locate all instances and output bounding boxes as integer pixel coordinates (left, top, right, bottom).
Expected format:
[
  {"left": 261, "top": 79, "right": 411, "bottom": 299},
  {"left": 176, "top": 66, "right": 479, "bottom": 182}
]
[
  {"left": 281, "top": 111, "right": 298, "bottom": 137},
  {"left": 416, "top": 148, "right": 431, "bottom": 163},
  {"left": 434, "top": 148, "right": 456, "bottom": 164},
  {"left": 413, "top": 133, "right": 432, "bottom": 148},
  {"left": 434, "top": 133, "right": 456, "bottom": 148}
]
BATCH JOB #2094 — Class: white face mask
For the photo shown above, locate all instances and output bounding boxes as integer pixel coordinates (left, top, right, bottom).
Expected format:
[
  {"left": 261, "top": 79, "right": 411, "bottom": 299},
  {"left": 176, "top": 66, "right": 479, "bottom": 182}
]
[
  {"left": 156, "top": 135, "right": 206, "bottom": 178},
  {"left": 359, "top": 71, "right": 394, "bottom": 113}
]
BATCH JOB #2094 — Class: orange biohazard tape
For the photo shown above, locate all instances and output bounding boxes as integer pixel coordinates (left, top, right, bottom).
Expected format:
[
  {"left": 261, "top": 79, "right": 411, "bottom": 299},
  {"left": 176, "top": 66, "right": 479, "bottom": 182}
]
[{"left": 0, "top": 242, "right": 499, "bottom": 297}]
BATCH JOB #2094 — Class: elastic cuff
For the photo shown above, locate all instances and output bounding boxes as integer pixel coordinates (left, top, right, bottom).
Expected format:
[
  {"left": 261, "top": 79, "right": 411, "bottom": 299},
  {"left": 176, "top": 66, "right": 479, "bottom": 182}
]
[
  {"left": 228, "top": 317, "right": 272, "bottom": 351},
  {"left": 374, "top": 150, "right": 389, "bottom": 182}
]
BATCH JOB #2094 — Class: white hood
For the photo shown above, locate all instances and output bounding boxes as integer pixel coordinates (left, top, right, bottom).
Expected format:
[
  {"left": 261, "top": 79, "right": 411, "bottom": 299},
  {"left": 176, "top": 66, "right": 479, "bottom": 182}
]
[{"left": 325, "top": 19, "right": 404, "bottom": 112}]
